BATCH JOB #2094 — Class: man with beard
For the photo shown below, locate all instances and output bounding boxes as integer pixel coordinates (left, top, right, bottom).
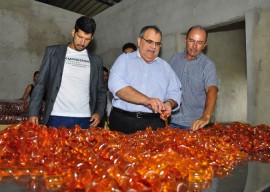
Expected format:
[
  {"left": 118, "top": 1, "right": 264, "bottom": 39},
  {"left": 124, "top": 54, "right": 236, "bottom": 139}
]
[
  {"left": 28, "top": 16, "right": 106, "bottom": 129},
  {"left": 108, "top": 25, "right": 182, "bottom": 134}
]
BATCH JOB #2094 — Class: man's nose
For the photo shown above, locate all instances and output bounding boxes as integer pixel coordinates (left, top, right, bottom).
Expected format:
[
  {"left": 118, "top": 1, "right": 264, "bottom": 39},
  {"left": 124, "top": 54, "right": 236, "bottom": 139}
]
[
  {"left": 192, "top": 42, "right": 198, "bottom": 48},
  {"left": 81, "top": 38, "right": 86, "bottom": 45},
  {"left": 150, "top": 42, "right": 157, "bottom": 48}
]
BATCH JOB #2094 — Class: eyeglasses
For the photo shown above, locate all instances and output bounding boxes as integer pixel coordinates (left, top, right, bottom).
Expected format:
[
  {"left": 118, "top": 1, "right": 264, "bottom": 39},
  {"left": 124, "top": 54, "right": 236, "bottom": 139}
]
[{"left": 141, "top": 37, "right": 162, "bottom": 47}]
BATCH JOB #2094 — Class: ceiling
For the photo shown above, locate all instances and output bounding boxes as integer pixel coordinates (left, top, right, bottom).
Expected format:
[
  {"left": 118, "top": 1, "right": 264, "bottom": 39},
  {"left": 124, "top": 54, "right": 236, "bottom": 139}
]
[{"left": 35, "top": 0, "right": 122, "bottom": 17}]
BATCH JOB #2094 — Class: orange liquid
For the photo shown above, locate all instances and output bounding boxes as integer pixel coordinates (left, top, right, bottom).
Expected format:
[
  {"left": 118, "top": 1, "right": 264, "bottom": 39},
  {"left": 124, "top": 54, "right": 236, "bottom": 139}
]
[{"left": 162, "top": 111, "right": 168, "bottom": 127}]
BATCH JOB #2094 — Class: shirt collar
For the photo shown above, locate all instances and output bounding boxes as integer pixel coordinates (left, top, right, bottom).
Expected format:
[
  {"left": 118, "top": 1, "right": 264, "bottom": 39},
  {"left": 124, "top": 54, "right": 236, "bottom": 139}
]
[{"left": 136, "top": 49, "right": 159, "bottom": 64}]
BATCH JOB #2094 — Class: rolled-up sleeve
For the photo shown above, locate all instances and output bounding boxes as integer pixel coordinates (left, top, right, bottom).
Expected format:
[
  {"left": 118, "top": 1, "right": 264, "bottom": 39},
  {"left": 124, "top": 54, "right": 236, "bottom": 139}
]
[
  {"left": 108, "top": 54, "right": 129, "bottom": 99},
  {"left": 204, "top": 61, "right": 218, "bottom": 89}
]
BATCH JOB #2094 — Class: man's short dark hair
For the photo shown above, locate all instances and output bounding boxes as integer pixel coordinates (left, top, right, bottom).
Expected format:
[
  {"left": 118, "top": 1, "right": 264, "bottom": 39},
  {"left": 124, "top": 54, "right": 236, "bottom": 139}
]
[
  {"left": 122, "top": 43, "right": 137, "bottom": 53},
  {"left": 33, "top": 71, "right": 39, "bottom": 77},
  {"left": 186, "top": 25, "right": 208, "bottom": 42},
  {"left": 74, "top": 16, "right": 96, "bottom": 35},
  {"left": 103, "top": 66, "right": 109, "bottom": 73},
  {"left": 139, "top": 25, "right": 162, "bottom": 39}
]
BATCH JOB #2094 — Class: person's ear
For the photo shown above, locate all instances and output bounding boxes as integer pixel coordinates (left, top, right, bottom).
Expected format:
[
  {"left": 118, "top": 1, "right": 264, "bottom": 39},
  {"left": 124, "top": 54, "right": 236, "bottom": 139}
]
[
  {"left": 137, "top": 37, "right": 141, "bottom": 47},
  {"left": 72, "top": 29, "right": 75, "bottom": 37},
  {"left": 203, "top": 42, "right": 208, "bottom": 49}
]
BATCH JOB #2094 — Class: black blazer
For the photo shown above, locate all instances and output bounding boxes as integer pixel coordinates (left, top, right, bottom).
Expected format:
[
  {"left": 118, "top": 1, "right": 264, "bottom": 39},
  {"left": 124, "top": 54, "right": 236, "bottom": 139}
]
[{"left": 29, "top": 44, "right": 106, "bottom": 125}]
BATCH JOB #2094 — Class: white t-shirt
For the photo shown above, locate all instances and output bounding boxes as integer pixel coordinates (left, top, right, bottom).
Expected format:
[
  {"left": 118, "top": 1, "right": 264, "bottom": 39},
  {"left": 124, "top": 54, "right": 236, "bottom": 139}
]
[{"left": 51, "top": 47, "right": 91, "bottom": 117}]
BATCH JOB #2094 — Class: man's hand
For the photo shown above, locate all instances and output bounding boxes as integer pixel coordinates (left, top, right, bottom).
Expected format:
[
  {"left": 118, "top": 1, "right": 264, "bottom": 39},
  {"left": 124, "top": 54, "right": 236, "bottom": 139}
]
[
  {"left": 142, "top": 98, "right": 165, "bottom": 114},
  {"left": 90, "top": 113, "right": 101, "bottom": 127},
  {"left": 191, "top": 116, "right": 211, "bottom": 131},
  {"left": 116, "top": 86, "right": 167, "bottom": 114},
  {"left": 160, "top": 102, "right": 172, "bottom": 120},
  {"left": 28, "top": 116, "right": 39, "bottom": 125},
  {"left": 191, "top": 86, "right": 218, "bottom": 131}
]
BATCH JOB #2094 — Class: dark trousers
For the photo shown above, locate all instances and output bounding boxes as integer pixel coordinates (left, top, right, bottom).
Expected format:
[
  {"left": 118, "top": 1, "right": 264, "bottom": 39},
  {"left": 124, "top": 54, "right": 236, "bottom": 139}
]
[
  {"left": 109, "top": 108, "right": 165, "bottom": 134},
  {"left": 47, "top": 116, "right": 91, "bottom": 129},
  {"left": 169, "top": 123, "right": 190, "bottom": 130}
]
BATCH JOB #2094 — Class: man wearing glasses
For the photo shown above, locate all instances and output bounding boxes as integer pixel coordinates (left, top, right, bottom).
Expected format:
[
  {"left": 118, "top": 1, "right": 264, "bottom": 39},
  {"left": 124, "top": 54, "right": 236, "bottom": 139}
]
[{"left": 108, "top": 25, "right": 182, "bottom": 134}]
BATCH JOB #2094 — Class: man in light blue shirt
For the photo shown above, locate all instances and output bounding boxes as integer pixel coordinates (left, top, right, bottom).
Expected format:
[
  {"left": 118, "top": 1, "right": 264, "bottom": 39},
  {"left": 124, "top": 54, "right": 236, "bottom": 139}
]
[{"left": 108, "top": 25, "right": 182, "bottom": 134}]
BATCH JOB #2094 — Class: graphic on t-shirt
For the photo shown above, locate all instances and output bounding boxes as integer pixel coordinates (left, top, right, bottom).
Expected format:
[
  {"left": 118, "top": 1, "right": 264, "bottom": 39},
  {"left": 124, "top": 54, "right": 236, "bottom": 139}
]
[{"left": 65, "top": 57, "right": 90, "bottom": 68}]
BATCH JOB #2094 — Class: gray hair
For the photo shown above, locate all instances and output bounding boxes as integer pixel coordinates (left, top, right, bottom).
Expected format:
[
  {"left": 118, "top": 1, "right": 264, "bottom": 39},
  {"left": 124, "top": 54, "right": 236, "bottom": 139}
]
[{"left": 139, "top": 25, "right": 162, "bottom": 38}]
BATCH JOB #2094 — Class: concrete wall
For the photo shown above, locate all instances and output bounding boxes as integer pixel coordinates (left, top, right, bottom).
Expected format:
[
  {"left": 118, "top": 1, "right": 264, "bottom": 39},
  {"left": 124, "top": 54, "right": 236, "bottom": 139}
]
[
  {"left": 0, "top": 0, "right": 81, "bottom": 100},
  {"left": 1, "top": 0, "right": 270, "bottom": 191},
  {"left": 93, "top": 0, "right": 269, "bottom": 65},
  {"left": 207, "top": 29, "right": 247, "bottom": 122},
  {"left": 244, "top": 9, "right": 270, "bottom": 192},
  {"left": 253, "top": 10, "right": 270, "bottom": 125}
]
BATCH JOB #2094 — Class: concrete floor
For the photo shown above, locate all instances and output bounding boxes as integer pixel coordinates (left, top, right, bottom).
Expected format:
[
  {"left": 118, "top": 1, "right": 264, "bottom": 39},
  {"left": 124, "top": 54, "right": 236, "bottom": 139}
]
[{"left": 218, "top": 163, "right": 248, "bottom": 192}]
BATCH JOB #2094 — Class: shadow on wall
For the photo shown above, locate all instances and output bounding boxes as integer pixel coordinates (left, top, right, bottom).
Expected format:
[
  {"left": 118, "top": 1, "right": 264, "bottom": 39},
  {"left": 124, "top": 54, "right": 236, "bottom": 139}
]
[{"left": 261, "top": 185, "right": 270, "bottom": 192}]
